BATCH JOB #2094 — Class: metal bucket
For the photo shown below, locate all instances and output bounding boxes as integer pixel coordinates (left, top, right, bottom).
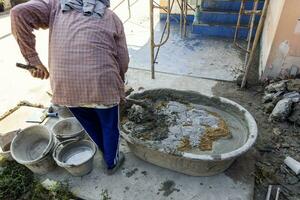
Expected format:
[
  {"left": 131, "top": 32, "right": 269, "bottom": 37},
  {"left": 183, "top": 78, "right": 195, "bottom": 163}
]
[
  {"left": 10, "top": 125, "right": 56, "bottom": 174},
  {"left": 53, "top": 139, "right": 97, "bottom": 176},
  {"left": 52, "top": 117, "right": 86, "bottom": 142}
]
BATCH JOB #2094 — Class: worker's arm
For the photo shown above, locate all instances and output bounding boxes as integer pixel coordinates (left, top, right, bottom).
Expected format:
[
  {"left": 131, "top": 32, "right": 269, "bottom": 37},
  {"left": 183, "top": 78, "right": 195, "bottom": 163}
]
[
  {"left": 10, "top": 0, "right": 52, "bottom": 79},
  {"left": 114, "top": 16, "right": 129, "bottom": 82}
]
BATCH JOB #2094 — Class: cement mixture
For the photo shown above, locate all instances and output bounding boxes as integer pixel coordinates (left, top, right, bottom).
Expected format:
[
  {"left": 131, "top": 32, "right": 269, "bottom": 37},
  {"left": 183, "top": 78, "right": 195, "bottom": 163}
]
[{"left": 122, "top": 100, "right": 233, "bottom": 152}]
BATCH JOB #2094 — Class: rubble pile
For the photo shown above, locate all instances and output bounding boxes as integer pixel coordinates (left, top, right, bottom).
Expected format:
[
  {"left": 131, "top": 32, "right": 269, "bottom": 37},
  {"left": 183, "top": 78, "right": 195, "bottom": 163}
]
[{"left": 262, "top": 79, "right": 300, "bottom": 125}]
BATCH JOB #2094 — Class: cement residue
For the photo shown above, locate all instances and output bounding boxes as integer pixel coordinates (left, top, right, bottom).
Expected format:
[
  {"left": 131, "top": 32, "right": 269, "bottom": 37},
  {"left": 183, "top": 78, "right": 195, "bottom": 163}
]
[
  {"left": 200, "top": 114, "right": 230, "bottom": 151},
  {"left": 122, "top": 168, "right": 138, "bottom": 178},
  {"left": 29, "top": 139, "right": 48, "bottom": 160},
  {"left": 158, "top": 180, "right": 180, "bottom": 196},
  {"left": 123, "top": 101, "right": 231, "bottom": 152}
]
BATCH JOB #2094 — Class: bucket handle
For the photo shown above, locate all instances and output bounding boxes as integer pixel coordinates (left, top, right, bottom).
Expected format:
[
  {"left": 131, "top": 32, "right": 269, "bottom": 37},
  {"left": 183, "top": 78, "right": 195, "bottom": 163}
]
[
  {"left": 53, "top": 138, "right": 81, "bottom": 166},
  {"left": 15, "top": 129, "right": 22, "bottom": 135}
]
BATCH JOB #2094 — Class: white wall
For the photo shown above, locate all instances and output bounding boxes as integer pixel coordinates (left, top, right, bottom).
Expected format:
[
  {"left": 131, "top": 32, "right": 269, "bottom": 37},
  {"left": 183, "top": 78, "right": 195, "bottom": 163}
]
[
  {"left": 260, "top": 0, "right": 300, "bottom": 79},
  {"left": 259, "top": 0, "right": 285, "bottom": 77}
]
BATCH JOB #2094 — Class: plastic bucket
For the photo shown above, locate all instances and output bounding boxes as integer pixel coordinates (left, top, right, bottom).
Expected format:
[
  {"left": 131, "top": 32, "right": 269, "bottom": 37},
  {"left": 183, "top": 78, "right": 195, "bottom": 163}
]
[
  {"left": 53, "top": 139, "right": 97, "bottom": 176},
  {"left": 10, "top": 125, "right": 56, "bottom": 174},
  {"left": 52, "top": 117, "right": 86, "bottom": 142}
]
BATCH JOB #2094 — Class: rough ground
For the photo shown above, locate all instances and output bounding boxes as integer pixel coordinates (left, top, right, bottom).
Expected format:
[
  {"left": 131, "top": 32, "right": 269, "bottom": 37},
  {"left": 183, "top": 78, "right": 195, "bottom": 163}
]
[{"left": 212, "top": 82, "right": 300, "bottom": 200}]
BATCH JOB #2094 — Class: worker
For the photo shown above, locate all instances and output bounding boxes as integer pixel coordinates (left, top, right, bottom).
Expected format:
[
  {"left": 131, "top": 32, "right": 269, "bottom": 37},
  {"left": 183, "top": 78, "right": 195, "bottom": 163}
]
[{"left": 11, "top": 0, "right": 129, "bottom": 175}]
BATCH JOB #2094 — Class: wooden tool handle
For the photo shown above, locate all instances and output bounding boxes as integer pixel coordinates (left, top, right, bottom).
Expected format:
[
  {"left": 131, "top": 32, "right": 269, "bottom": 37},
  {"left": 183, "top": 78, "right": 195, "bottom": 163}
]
[{"left": 16, "top": 63, "right": 37, "bottom": 70}]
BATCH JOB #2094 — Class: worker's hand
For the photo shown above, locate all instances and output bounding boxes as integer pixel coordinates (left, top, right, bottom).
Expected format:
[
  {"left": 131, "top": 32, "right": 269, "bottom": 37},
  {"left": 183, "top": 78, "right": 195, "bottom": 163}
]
[{"left": 29, "top": 64, "right": 49, "bottom": 80}]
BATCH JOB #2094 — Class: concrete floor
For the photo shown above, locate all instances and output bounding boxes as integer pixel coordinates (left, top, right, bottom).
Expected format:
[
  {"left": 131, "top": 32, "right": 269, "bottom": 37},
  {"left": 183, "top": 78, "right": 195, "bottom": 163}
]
[
  {"left": 39, "top": 103, "right": 255, "bottom": 200},
  {"left": 122, "top": 0, "right": 244, "bottom": 81},
  {"left": 41, "top": 148, "right": 255, "bottom": 200},
  {"left": 0, "top": 1, "right": 253, "bottom": 200},
  {"left": 128, "top": 23, "right": 244, "bottom": 81}
]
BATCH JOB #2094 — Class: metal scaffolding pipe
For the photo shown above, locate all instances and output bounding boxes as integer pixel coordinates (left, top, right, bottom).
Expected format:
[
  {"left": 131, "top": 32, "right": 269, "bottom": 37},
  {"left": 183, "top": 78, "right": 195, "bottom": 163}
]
[{"left": 149, "top": 0, "right": 194, "bottom": 79}]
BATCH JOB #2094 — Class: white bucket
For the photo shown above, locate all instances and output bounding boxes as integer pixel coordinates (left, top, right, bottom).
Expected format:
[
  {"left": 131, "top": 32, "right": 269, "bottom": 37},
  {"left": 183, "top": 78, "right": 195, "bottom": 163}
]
[
  {"left": 52, "top": 117, "right": 86, "bottom": 142},
  {"left": 10, "top": 125, "right": 56, "bottom": 174},
  {"left": 53, "top": 139, "right": 97, "bottom": 176}
]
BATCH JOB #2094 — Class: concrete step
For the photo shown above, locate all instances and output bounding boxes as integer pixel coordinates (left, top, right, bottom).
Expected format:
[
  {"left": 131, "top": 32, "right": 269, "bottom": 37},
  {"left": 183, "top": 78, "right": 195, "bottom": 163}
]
[
  {"left": 192, "top": 23, "right": 256, "bottom": 39},
  {"left": 198, "top": 10, "right": 260, "bottom": 25},
  {"left": 201, "top": 0, "right": 264, "bottom": 12}
]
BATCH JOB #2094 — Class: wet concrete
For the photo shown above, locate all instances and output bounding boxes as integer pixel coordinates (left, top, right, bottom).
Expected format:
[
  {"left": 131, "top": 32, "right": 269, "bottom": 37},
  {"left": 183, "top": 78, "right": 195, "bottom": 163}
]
[
  {"left": 123, "top": 89, "right": 253, "bottom": 156},
  {"left": 123, "top": 100, "right": 235, "bottom": 153}
]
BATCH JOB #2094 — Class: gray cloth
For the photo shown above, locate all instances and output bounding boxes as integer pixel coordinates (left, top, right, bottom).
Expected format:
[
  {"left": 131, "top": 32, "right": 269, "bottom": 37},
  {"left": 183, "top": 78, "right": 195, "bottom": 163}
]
[{"left": 61, "top": 0, "right": 110, "bottom": 17}]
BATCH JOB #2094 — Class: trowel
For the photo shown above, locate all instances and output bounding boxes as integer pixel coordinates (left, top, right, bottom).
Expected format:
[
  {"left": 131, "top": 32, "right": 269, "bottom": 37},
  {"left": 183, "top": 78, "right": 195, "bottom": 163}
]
[{"left": 26, "top": 107, "right": 58, "bottom": 123}]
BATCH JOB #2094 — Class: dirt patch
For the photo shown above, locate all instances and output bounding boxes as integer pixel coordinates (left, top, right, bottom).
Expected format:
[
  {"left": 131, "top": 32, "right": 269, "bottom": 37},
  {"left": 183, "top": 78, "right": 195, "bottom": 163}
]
[
  {"left": 141, "top": 171, "right": 147, "bottom": 176},
  {"left": 212, "top": 82, "right": 300, "bottom": 200},
  {"left": 158, "top": 180, "right": 180, "bottom": 197},
  {"left": 122, "top": 168, "right": 139, "bottom": 178}
]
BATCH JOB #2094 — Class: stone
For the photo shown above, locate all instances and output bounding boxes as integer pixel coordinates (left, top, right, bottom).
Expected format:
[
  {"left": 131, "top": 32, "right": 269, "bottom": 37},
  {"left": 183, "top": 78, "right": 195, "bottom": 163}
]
[
  {"left": 265, "top": 81, "right": 287, "bottom": 93},
  {"left": 263, "top": 102, "right": 275, "bottom": 114},
  {"left": 262, "top": 93, "right": 274, "bottom": 103},
  {"left": 287, "top": 79, "right": 300, "bottom": 92},
  {"left": 262, "top": 91, "right": 284, "bottom": 104},
  {"left": 283, "top": 91, "right": 300, "bottom": 103},
  {"left": 286, "top": 175, "right": 299, "bottom": 185},
  {"left": 273, "top": 128, "right": 281, "bottom": 136},
  {"left": 272, "top": 91, "right": 284, "bottom": 104},
  {"left": 269, "top": 98, "right": 293, "bottom": 122},
  {"left": 288, "top": 103, "right": 300, "bottom": 126},
  {"left": 41, "top": 179, "right": 58, "bottom": 190}
]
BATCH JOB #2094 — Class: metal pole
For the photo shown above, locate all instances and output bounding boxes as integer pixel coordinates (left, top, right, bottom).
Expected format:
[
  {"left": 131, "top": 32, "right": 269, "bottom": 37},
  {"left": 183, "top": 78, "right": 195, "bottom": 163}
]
[
  {"left": 154, "top": 0, "right": 175, "bottom": 61},
  {"left": 244, "top": 0, "right": 258, "bottom": 66},
  {"left": 241, "top": 0, "right": 270, "bottom": 88},
  {"left": 234, "top": 0, "right": 245, "bottom": 43},
  {"left": 179, "top": 0, "right": 183, "bottom": 37},
  {"left": 183, "top": 0, "right": 188, "bottom": 37},
  {"left": 150, "top": 0, "right": 155, "bottom": 79}
]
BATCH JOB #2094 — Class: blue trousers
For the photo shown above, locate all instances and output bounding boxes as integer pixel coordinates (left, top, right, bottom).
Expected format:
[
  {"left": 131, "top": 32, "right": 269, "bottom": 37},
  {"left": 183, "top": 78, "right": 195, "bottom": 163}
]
[{"left": 69, "top": 106, "right": 120, "bottom": 169}]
